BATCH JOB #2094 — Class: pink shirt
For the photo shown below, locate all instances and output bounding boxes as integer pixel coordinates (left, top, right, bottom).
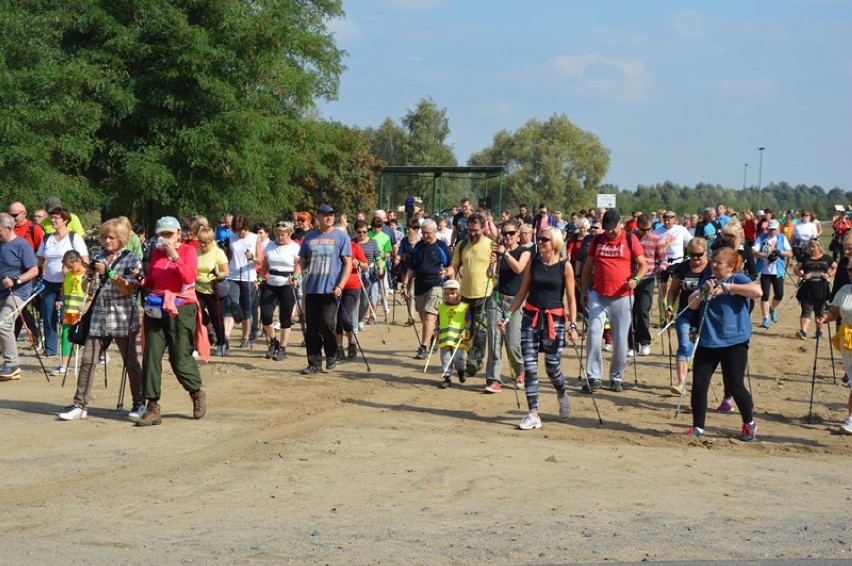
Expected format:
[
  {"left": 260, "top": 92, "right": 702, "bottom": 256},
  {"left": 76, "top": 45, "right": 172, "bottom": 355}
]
[{"left": 145, "top": 244, "right": 198, "bottom": 294}]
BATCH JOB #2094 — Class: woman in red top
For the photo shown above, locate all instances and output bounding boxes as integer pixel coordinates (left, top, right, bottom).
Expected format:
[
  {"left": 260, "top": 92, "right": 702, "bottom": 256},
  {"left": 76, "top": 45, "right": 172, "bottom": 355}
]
[
  {"left": 336, "top": 229, "right": 369, "bottom": 360},
  {"left": 742, "top": 209, "right": 756, "bottom": 247},
  {"left": 136, "top": 216, "right": 208, "bottom": 426}
]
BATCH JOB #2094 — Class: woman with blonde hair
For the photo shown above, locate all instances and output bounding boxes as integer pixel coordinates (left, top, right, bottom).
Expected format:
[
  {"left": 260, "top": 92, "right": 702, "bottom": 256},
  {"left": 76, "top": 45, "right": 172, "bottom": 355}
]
[
  {"left": 195, "top": 226, "right": 229, "bottom": 357},
  {"left": 795, "top": 239, "right": 835, "bottom": 339}
]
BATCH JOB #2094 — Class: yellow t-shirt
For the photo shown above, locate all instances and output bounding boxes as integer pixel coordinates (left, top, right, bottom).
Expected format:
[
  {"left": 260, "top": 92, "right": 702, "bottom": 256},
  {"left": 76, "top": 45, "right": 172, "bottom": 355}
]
[
  {"left": 196, "top": 247, "right": 229, "bottom": 294},
  {"left": 452, "top": 236, "right": 494, "bottom": 299}
]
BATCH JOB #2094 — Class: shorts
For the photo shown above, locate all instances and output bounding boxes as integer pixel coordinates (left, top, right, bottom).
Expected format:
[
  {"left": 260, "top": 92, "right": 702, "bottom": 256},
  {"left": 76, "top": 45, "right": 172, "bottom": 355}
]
[
  {"left": 661, "top": 261, "right": 683, "bottom": 283},
  {"left": 415, "top": 286, "right": 443, "bottom": 316}
]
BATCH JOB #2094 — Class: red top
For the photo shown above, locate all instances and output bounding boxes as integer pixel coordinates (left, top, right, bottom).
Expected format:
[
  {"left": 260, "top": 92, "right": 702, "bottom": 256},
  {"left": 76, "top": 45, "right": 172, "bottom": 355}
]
[
  {"left": 185, "top": 239, "right": 201, "bottom": 250},
  {"left": 145, "top": 244, "right": 198, "bottom": 293},
  {"left": 344, "top": 241, "right": 367, "bottom": 290},
  {"left": 590, "top": 230, "right": 644, "bottom": 298},
  {"left": 743, "top": 218, "right": 756, "bottom": 241},
  {"left": 14, "top": 221, "right": 44, "bottom": 252}
]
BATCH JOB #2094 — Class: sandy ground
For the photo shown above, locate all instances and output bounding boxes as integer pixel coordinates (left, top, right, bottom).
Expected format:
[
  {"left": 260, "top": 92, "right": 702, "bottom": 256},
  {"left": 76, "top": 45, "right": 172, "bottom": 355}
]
[{"left": 1, "top": 279, "right": 851, "bottom": 564}]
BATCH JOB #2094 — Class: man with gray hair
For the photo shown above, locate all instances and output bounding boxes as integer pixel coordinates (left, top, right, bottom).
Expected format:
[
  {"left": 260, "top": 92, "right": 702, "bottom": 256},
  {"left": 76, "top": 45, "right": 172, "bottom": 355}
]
[
  {"left": 0, "top": 213, "right": 39, "bottom": 379},
  {"left": 401, "top": 219, "right": 451, "bottom": 359}
]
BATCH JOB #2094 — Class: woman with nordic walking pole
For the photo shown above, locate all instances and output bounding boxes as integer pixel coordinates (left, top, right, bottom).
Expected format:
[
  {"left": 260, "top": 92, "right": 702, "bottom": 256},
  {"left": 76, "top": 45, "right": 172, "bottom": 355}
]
[
  {"left": 683, "top": 247, "right": 762, "bottom": 440},
  {"left": 498, "top": 226, "right": 579, "bottom": 430},
  {"left": 195, "top": 227, "right": 229, "bottom": 357},
  {"left": 58, "top": 219, "right": 145, "bottom": 421},
  {"left": 258, "top": 221, "right": 300, "bottom": 361}
]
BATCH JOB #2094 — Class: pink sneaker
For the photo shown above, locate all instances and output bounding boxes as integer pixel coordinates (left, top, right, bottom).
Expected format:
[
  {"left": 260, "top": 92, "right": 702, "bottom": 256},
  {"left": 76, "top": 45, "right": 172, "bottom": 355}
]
[
  {"left": 515, "top": 373, "right": 525, "bottom": 390},
  {"left": 717, "top": 398, "right": 735, "bottom": 413}
]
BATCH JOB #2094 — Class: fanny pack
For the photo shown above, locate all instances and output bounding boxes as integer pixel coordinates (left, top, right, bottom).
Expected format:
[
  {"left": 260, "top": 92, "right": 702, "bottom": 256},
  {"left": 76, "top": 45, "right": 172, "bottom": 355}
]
[{"left": 144, "top": 294, "right": 184, "bottom": 319}]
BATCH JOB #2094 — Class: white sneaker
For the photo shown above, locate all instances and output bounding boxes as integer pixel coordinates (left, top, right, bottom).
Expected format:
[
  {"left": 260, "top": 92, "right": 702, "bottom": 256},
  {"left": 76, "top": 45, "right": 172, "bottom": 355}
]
[
  {"left": 273, "top": 321, "right": 281, "bottom": 331},
  {"left": 640, "top": 344, "right": 652, "bottom": 356},
  {"left": 558, "top": 393, "right": 571, "bottom": 419},
  {"left": 52, "top": 366, "right": 67, "bottom": 376},
  {"left": 98, "top": 354, "right": 110, "bottom": 366},
  {"left": 128, "top": 402, "right": 147, "bottom": 421},
  {"left": 58, "top": 405, "right": 87, "bottom": 421},
  {"left": 603, "top": 343, "right": 613, "bottom": 352},
  {"left": 627, "top": 349, "right": 635, "bottom": 357},
  {"left": 518, "top": 412, "right": 542, "bottom": 430},
  {"left": 840, "top": 417, "right": 852, "bottom": 436}
]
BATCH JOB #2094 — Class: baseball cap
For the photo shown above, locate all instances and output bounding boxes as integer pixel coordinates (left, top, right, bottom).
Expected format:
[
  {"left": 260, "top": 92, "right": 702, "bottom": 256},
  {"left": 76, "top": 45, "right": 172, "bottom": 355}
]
[
  {"left": 155, "top": 216, "right": 181, "bottom": 234},
  {"left": 44, "top": 196, "right": 62, "bottom": 213},
  {"left": 317, "top": 204, "right": 334, "bottom": 215},
  {"left": 767, "top": 219, "right": 780, "bottom": 230},
  {"left": 601, "top": 209, "right": 621, "bottom": 230},
  {"left": 756, "top": 210, "right": 764, "bottom": 216},
  {"left": 443, "top": 279, "right": 460, "bottom": 290}
]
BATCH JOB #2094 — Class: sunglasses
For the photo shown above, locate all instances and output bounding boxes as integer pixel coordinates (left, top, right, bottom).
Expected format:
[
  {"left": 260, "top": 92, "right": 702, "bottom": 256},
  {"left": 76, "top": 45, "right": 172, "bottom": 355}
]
[
  {"left": 9, "top": 211, "right": 24, "bottom": 218},
  {"left": 689, "top": 253, "right": 704, "bottom": 259},
  {"left": 501, "top": 231, "right": 517, "bottom": 236},
  {"left": 537, "top": 237, "right": 551, "bottom": 243},
  {"left": 591, "top": 226, "right": 601, "bottom": 230}
]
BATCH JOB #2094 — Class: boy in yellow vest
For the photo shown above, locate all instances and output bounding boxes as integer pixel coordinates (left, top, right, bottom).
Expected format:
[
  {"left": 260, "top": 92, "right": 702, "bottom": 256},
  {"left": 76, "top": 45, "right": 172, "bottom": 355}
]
[
  {"left": 57, "top": 250, "right": 87, "bottom": 375},
  {"left": 437, "top": 279, "right": 471, "bottom": 389}
]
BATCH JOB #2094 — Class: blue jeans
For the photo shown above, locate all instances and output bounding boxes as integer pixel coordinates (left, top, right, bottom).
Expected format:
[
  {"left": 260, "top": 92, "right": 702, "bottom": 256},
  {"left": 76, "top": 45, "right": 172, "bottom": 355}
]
[
  {"left": 675, "top": 314, "right": 695, "bottom": 361},
  {"left": 41, "top": 280, "right": 62, "bottom": 356}
]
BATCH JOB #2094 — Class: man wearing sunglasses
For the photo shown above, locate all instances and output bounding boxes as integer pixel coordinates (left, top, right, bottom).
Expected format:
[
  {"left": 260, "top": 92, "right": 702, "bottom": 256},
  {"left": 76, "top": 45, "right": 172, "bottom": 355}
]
[
  {"left": 654, "top": 210, "right": 693, "bottom": 298},
  {"left": 580, "top": 209, "right": 648, "bottom": 392},
  {"left": 629, "top": 214, "right": 668, "bottom": 357}
]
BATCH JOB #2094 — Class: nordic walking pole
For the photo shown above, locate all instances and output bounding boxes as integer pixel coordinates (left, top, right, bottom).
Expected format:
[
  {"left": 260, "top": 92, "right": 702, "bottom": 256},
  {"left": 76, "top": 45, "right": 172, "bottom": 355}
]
[
  {"left": 570, "top": 338, "right": 603, "bottom": 424},
  {"left": 675, "top": 297, "right": 712, "bottom": 419},
  {"left": 628, "top": 286, "right": 639, "bottom": 385},
  {"left": 653, "top": 291, "right": 704, "bottom": 339},
  {"left": 61, "top": 343, "right": 76, "bottom": 388},
  {"left": 826, "top": 324, "right": 838, "bottom": 384},
  {"left": 336, "top": 297, "right": 371, "bottom": 371},
  {"left": 808, "top": 328, "right": 823, "bottom": 423},
  {"left": 0, "top": 282, "right": 45, "bottom": 325},
  {"left": 439, "top": 331, "right": 465, "bottom": 378},
  {"left": 422, "top": 327, "right": 439, "bottom": 373},
  {"left": 290, "top": 285, "right": 307, "bottom": 347},
  {"left": 359, "top": 274, "right": 387, "bottom": 345},
  {"left": 19, "top": 310, "right": 50, "bottom": 383}
]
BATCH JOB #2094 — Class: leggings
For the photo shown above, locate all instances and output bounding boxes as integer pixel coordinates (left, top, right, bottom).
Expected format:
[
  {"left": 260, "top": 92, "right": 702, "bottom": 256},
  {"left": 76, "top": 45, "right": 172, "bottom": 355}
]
[
  {"left": 260, "top": 284, "right": 296, "bottom": 328},
  {"left": 760, "top": 274, "right": 784, "bottom": 302},
  {"left": 520, "top": 311, "right": 567, "bottom": 413},
  {"left": 691, "top": 341, "right": 754, "bottom": 429},
  {"left": 335, "top": 289, "right": 360, "bottom": 334},
  {"left": 196, "top": 291, "right": 225, "bottom": 346}
]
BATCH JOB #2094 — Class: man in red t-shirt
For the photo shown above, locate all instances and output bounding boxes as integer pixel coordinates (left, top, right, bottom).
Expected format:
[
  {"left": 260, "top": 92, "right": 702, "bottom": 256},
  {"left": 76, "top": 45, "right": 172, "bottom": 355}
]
[
  {"left": 8, "top": 202, "right": 45, "bottom": 345},
  {"left": 580, "top": 209, "right": 648, "bottom": 392}
]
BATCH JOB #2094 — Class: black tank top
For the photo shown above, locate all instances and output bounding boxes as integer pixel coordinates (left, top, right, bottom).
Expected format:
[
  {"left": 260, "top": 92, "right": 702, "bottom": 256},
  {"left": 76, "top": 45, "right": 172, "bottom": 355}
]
[{"left": 527, "top": 257, "right": 566, "bottom": 309}]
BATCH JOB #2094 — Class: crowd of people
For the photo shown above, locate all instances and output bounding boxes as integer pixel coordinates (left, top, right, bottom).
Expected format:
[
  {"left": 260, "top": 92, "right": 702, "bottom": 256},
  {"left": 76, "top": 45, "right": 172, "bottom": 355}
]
[{"left": 1, "top": 196, "right": 850, "bottom": 438}]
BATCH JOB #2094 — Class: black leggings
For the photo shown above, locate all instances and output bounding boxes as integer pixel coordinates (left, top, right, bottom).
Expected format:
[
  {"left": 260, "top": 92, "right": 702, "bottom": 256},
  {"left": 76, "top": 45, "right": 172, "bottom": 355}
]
[
  {"left": 196, "top": 291, "right": 225, "bottom": 346},
  {"left": 760, "top": 274, "right": 784, "bottom": 302},
  {"left": 335, "top": 289, "right": 359, "bottom": 334},
  {"left": 691, "top": 341, "right": 753, "bottom": 429},
  {"left": 260, "top": 284, "right": 296, "bottom": 328}
]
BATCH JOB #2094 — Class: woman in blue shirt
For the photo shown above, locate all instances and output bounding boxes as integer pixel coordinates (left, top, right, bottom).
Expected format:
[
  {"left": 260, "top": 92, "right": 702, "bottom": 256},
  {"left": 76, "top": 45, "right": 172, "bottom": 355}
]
[{"left": 685, "top": 247, "right": 762, "bottom": 441}]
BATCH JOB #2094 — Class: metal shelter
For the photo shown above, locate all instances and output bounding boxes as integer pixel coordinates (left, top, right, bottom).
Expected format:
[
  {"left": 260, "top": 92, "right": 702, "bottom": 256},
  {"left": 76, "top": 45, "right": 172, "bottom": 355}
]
[{"left": 377, "top": 165, "right": 505, "bottom": 214}]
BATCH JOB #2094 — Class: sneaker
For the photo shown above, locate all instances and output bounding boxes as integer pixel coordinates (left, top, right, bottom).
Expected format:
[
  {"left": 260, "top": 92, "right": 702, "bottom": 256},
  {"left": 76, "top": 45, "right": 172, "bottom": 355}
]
[
  {"left": 358, "top": 322, "right": 366, "bottom": 331},
  {"left": 796, "top": 329, "right": 807, "bottom": 340},
  {"left": 484, "top": 381, "right": 502, "bottom": 394},
  {"left": 414, "top": 345, "right": 428, "bottom": 360},
  {"left": 457, "top": 368, "right": 466, "bottom": 383},
  {"left": 273, "top": 321, "right": 281, "bottom": 331},
  {"left": 347, "top": 343, "right": 357, "bottom": 359},
  {"left": 684, "top": 426, "right": 704, "bottom": 437},
  {"left": 760, "top": 317, "right": 771, "bottom": 329},
  {"left": 603, "top": 343, "right": 613, "bottom": 352},
  {"left": 627, "top": 349, "right": 636, "bottom": 357},
  {"left": 610, "top": 380, "right": 623, "bottom": 392},
  {"left": 265, "top": 339, "right": 279, "bottom": 359},
  {"left": 274, "top": 346, "right": 287, "bottom": 361},
  {"left": 839, "top": 417, "right": 852, "bottom": 436},
  {"left": 58, "top": 405, "right": 87, "bottom": 421},
  {"left": 0, "top": 366, "right": 21, "bottom": 380},
  {"left": 239, "top": 339, "right": 249, "bottom": 348},
  {"left": 717, "top": 398, "right": 735, "bottom": 413},
  {"left": 98, "top": 354, "right": 110, "bottom": 366},
  {"left": 128, "top": 402, "right": 147, "bottom": 422},
  {"left": 639, "top": 344, "right": 652, "bottom": 356},
  {"left": 325, "top": 357, "right": 338, "bottom": 371},
  {"left": 740, "top": 421, "right": 757, "bottom": 442},
  {"left": 770, "top": 308, "right": 778, "bottom": 323},
  {"left": 465, "top": 361, "right": 478, "bottom": 377},
  {"left": 214, "top": 344, "right": 227, "bottom": 357},
  {"left": 518, "top": 412, "right": 542, "bottom": 430},
  {"left": 582, "top": 379, "right": 602, "bottom": 393},
  {"left": 670, "top": 384, "right": 684, "bottom": 396},
  {"left": 52, "top": 366, "right": 67, "bottom": 376},
  {"left": 558, "top": 392, "right": 571, "bottom": 419},
  {"left": 515, "top": 373, "right": 525, "bottom": 390},
  {"left": 439, "top": 375, "right": 452, "bottom": 389},
  {"left": 301, "top": 365, "right": 321, "bottom": 375},
  {"left": 335, "top": 348, "right": 345, "bottom": 362}
]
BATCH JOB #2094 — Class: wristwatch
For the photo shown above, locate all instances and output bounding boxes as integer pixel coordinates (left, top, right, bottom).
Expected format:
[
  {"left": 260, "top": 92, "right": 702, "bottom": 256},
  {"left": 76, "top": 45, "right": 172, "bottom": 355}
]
[{"left": 13, "top": 277, "right": 21, "bottom": 286}]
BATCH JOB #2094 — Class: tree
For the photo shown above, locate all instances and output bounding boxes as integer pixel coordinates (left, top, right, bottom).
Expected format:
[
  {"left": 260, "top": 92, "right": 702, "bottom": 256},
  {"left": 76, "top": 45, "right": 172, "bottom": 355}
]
[{"left": 468, "top": 114, "right": 609, "bottom": 212}]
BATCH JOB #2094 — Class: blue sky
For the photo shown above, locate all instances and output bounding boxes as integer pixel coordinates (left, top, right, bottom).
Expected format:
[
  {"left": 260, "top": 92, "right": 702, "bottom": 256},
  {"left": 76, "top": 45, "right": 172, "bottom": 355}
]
[{"left": 320, "top": 0, "right": 851, "bottom": 192}]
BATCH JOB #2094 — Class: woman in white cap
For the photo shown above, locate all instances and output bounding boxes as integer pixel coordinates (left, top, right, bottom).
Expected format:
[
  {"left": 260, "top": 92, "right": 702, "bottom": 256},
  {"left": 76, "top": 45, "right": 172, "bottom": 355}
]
[
  {"left": 752, "top": 218, "right": 793, "bottom": 329},
  {"left": 136, "top": 216, "right": 209, "bottom": 426}
]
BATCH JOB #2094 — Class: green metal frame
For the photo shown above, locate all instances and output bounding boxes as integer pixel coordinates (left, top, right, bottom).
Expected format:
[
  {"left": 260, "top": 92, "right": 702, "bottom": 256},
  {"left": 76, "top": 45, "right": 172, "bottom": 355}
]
[{"left": 377, "top": 165, "right": 505, "bottom": 214}]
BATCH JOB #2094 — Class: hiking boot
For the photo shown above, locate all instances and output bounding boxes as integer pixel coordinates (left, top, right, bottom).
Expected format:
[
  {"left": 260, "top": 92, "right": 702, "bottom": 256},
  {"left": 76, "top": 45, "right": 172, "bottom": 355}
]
[
  {"left": 770, "top": 308, "right": 778, "bottom": 323},
  {"left": 717, "top": 398, "right": 735, "bottom": 413},
  {"left": 558, "top": 392, "right": 571, "bottom": 419},
  {"left": 190, "top": 389, "right": 207, "bottom": 420},
  {"left": 484, "top": 381, "right": 502, "bottom": 394},
  {"left": 839, "top": 417, "right": 852, "bottom": 436},
  {"left": 274, "top": 346, "right": 287, "bottom": 361},
  {"left": 518, "top": 412, "right": 542, "bottom": 430},
  {"left": 760, "top": 317, "right": 771, "bottom": 329},
  {"left": 265, "top": 339, "right": 279, "bottom": 359},
  {"left": 301, "top": 365, "right": 321, "bottom": 375},
  {"left": 684, "top": 427, "right": 704, "bottom": 437},
  {"left": 582, "top": 379, "right": 602, "bottom": 393},
  {"left": 515, "top": 373, "right": 525, "bottom": 390},
  {"left": 135, "top": 401, "right": 162, "bottom": 427},
  {"left": 739, "top": 421, "right": 757, "bottom": 442},
  {"left": 610, "top": 380, "right": 623, "bottom": 392},
  {"left": 0, "top": 365, "right": 21, "bottom": 380},
  {"left": 128, "top": 402, "right": 147, "bottom": 422},
  {"left": 58, "top": 404, "right": 87, "bottom": 421},
  {"left": 414, "top": 345, "right": 428, "bottom": 360},
  {"left": 796, "top": 329, "right": 807, "bottom": 340},
  {"left": 439, "top": 375, "right": 451, "bottom": 389},
  {"left": 347, "top": 343, "right": 357, "bottom": 359}
]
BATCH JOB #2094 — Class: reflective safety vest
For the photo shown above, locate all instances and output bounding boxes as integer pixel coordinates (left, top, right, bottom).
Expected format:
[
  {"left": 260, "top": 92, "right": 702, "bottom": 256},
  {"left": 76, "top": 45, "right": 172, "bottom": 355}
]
[
  {"left": 62, "top": 272, "right": 87, "bottom": 314},
  {"left": 437, "top": 302, "right": 470, "bottom": 351}
]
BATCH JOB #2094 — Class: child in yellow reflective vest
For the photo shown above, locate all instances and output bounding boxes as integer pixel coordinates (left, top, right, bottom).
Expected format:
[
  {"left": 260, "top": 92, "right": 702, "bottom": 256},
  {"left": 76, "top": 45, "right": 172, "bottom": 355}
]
[
  {"left": 437, "top": 279, "right": 471, "bottom": 388},
  {"left": 57, "top": 250, "right": 87, "bottom": 375}
]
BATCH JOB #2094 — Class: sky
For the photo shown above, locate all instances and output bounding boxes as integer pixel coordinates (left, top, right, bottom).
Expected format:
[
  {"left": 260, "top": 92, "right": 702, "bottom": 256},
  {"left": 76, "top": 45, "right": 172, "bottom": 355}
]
[{"left": 318, "top": 0, "right": 852, "bottom": 193}]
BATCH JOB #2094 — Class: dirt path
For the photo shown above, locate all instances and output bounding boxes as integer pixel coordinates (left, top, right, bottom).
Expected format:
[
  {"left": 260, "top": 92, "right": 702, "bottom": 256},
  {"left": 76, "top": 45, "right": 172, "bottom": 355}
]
[{"left": 1, "top": 287, "right": 850, "bottom": 563}]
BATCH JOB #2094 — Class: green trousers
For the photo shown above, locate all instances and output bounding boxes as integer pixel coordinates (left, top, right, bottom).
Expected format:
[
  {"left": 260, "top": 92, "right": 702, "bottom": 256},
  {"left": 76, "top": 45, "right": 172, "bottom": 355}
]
[{"left": 142, "top": 304, "right": 202, "bottom": 401}]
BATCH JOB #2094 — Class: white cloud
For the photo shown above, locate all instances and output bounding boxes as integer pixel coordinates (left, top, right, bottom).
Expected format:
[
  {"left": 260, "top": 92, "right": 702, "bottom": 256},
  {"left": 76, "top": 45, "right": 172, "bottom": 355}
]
[{"left": 544, "top": 54, "right": 650, "bottom": 100}]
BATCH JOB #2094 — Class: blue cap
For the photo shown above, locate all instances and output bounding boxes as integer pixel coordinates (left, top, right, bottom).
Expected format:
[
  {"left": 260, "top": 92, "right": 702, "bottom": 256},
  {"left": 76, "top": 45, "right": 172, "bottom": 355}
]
[
  {"left": 155, "top": 216, "right": 181, "bottom": 234},
  {"left": 317, "top": 204, "right": 335, "bottom": 215}
]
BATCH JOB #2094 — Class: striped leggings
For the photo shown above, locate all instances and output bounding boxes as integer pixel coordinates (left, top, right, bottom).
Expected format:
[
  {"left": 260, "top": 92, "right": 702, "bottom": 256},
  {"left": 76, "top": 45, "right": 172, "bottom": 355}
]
[{"left": 520, "top": 311, "right": 566, "bottom": 412}]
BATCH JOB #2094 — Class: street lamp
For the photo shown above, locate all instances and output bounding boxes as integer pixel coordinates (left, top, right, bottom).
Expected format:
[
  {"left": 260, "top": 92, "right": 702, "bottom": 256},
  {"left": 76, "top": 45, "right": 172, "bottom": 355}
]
[
  {"left": 757, "top": 147, "right": 765, "bottom": 208},
  {"left": 743, "top": 163, "right": 748, "bottom": 191}
]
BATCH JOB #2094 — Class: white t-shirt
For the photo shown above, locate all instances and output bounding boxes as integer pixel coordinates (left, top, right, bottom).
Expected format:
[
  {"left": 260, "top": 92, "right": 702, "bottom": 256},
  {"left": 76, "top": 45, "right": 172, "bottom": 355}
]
[
  {"left": 228, "top": 232, "right": 258, "bottom": 282},
  {"left": 833, "top": 284, "right": 852, "bottom": 322},
  {"left": 264, "top": 241, "right": 300, "bottom": 287},
  {"left": 792, "top": 221, "right": 818, "bottom": 247},
  {"left": 654, "top": 224, "right": 693, "bottom": 264},
  {"left": 37, "top": 232, "right": 89, "bottom": 283},
  {"left": 436, "top": 227, "right": 453, "bottom": 247}
]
